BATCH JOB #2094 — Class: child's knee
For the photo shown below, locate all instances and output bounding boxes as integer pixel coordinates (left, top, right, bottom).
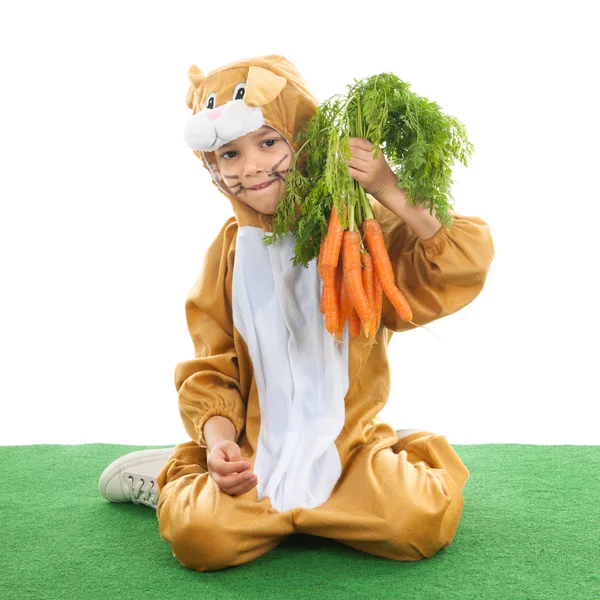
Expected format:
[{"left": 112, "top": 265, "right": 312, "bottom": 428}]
[
  {"left": 387, "top": 473, "right": 462, "bottom": 559},
  {"left": 166, "top": 511, "right": 240, "bottom": 572}
]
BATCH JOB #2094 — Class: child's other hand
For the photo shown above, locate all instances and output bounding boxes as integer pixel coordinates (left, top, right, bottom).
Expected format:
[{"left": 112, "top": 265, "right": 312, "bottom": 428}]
[
  {"left": 207, "top": 440, "right": 258, "bottom": 496},
  {"left": 347, "top": 138, "right": 398, "bottom": 199}
]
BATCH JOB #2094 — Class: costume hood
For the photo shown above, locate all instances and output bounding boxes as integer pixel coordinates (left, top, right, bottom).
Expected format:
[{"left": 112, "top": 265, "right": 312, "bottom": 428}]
[{"left": 183, "top": 55, "right": 318, "bottom": 231}]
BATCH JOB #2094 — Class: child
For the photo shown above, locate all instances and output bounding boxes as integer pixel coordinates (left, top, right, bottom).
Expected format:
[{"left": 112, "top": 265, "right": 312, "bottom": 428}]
[{"left": 99, "top": 54, "right": 495, "bottom": 572}]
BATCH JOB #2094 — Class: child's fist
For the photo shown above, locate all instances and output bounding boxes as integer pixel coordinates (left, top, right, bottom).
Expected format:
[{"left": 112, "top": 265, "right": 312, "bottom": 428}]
[
  {"left": 207, "top": 440, "right": 258, "bottom": 496},
  {"left": 347, "top": 138, "right": 398, "bottom": 199}
]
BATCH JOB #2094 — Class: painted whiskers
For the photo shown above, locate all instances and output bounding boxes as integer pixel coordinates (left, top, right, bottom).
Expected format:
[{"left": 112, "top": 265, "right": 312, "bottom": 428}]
[{"left": 223, "top": 155, "right": 289, "bottom": 196}]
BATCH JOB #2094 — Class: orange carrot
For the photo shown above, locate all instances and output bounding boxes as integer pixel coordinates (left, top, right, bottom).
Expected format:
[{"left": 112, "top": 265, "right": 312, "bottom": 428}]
[
  {"left": 323, "top": 204, "right": 345, "bottom": 268},
  {"left": 323, "top": 264, "right": 339, "bottom": 335},
  {"left": 336, "top": 260, "right": 354, "bottom": 340},
  {"left": 342, "top": 230, "right": 371, "bottom": 338},
  {"left": 318, "top": 235, "right": 326, "bottom": 278},
  {"left": 363, "top": 218, "right": 413, "bottom": 323},
  {"left": 335, "top": 256, "right": 342, "bottom": 336},
  {"left": 373, "top": 269, "right": 383, "bottom": 333},
  {"left": 318, "top": 235, "right": 327, "bottom": 314},
  {"left": 348, "top": 307, "right": 362, "bottom": 339},
  {"left": 334, "top": 256, "right": 344, "bottom": 340},
  {"left": 361, "top": 251, "right": 375, "bottom": 339}
]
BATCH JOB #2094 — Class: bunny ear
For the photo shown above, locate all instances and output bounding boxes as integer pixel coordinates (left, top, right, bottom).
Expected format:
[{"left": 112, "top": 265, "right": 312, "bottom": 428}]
[
  {"left": 188, "top": 64, "right": 205, "bottom": 87},
  {"left": 244, "top": 65, "right": 287, "bottom": 107},
  {"left": 186, "top": 64, "right": 205, "bottom": 109}
]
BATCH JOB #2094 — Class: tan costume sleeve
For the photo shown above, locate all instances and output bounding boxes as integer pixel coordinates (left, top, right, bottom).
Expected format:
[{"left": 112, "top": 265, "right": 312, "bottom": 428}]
[
  {"left": 370, "top": 197, "right": 495, "bottom": 333},
  {"left": 173, "top": 217, "right": 246, "bottom": 448}
]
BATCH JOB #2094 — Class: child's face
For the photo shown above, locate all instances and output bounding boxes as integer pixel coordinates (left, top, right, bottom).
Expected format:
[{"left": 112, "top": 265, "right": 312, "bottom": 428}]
[{"left": 211, "top": 125, "right": 293, "bottom": 215}]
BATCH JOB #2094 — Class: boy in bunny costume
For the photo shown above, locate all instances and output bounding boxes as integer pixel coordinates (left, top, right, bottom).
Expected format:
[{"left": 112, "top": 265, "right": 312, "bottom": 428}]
[{"left": 99, "top": 54, "right": 494, "bottom": 572}]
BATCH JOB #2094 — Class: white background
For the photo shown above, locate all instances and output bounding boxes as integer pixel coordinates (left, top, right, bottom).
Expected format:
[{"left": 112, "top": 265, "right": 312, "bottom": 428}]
[{"left": 1, "top": 1, "right": 598, "bottom": 446}]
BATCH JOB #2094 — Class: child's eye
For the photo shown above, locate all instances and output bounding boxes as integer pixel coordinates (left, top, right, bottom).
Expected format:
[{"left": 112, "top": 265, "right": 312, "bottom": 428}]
[{"left": 220, "top": 139, "right": 278, "bottom": 160}]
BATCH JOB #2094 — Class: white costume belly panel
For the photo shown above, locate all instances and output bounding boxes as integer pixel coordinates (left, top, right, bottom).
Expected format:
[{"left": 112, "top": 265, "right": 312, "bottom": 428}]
[{"left": 232, "top": 227, "right": 350, "bottom": 512}]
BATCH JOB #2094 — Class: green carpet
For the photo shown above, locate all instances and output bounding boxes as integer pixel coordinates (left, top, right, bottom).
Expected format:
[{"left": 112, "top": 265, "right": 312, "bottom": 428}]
[{"left": 1, "top": 444, "right": 598, "bottom": 600}]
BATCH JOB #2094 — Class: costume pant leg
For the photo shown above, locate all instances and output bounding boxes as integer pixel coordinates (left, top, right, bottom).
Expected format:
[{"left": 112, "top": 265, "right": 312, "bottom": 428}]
[
  {"left": 293, "top": 431, "right": 469, "bottom": 561},
  {"left": 156, "top": 442, "right": 294, "bottom": 572}
]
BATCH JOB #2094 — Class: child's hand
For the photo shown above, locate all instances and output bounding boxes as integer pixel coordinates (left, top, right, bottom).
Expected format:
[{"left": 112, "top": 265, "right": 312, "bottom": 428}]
[
  {"left": 347, "top": 138, "right": 398, "bottom": 199},
  {"left": 207, "top": 440, "right": 258, "bottom": 496}
]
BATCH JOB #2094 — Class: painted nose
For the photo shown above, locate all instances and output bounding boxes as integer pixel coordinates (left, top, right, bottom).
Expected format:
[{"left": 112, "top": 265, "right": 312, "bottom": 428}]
[{"left": 206, "top": 105, "right": 225, "bottom": 121}]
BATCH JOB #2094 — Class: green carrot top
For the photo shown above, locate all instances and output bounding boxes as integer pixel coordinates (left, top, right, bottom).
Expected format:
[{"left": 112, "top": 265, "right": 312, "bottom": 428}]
[{"left": 263, "top": 72, "right": 474, "bottom": 268}]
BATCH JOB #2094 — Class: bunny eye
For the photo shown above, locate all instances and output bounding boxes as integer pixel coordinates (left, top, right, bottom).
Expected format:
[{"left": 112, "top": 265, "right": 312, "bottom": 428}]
[
  {"left": 206, "top": 92, "right": 217, "bottom": 109},
  {"left": 232, "top": 82, "right": 246, "bottom": 101}
]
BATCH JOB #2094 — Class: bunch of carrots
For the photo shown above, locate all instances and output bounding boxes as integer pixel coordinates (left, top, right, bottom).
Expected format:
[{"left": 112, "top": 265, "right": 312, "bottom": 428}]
[
  {"left": 318, "top": 203, "right": 417, "bottom": 341},
  {"left": 264, "top": 72, "right": 469, "bottom": 339}
]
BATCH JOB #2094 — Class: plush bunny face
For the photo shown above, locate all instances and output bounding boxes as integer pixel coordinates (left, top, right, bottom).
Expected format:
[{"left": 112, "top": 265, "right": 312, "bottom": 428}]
[
  {"left": 183, "top": 55, "right": 318, "bottom": 201},
  {"left": 184, "top": 67, "right": 285, "bottom": 153}
]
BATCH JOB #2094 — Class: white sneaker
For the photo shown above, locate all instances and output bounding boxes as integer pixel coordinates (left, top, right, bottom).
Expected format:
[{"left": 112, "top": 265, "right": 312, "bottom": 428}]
[{"left": 99, "top": 447, "right": 175, "bottom": 509}]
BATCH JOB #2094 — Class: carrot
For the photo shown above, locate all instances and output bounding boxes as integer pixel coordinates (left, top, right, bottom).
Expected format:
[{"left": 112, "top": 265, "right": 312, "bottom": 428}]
[
  {"left": 348, "top": 307, "right": 362, "bottom": 339},
  {"left": 334, "top": 256, "right": 345, "bottom": 340},
  {"left": 322, "top": 204, "right": 345, "bottom": 268},
  {"left": 342, "top": 230, "right": 371, "bottom": 338},
  {"left": 318, "top": 235, "right": 326, "bottom": 278},
  {"left": 360, "top": 221, "right": 382, "bottom": 335},
  {"left": 373, "top": 269, "right": 383, "bottom": 333},
  {"left": 336, "top": 252, "right": 343, "bottom": 294},
  {"left": 333, "top": 257, "right": 340, "bottom": 312},
  {"left": 318, "top": 235, "right": 327, "bottom": 314},
  {"left": 322, "top": 264, "right": 339, "bottom": 335},
  {"left": 363, "top": 218, "right": 413, "bottom": 323},
  {"left": 361, "top": 251, "right": 375, "bottom": 339},
  {"left": 336, "top": 261, "right": 354, "bottom": 340}
]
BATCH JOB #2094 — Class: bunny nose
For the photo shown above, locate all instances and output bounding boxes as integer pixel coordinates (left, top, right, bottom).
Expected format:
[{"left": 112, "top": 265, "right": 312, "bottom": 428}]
[{"left": 206, "top": 105, "right": 225, "bottom": 121}]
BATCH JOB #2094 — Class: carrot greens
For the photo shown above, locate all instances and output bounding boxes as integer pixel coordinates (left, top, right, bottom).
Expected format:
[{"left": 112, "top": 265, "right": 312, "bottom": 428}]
[{"left": 264, "top": 72, "right": 474, "bottom": 270}]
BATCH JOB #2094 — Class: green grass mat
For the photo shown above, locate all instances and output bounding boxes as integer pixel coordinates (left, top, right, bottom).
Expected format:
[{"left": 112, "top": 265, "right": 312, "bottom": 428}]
[{"left": 1, "top": 444, "right": 598, "bottom": 600}]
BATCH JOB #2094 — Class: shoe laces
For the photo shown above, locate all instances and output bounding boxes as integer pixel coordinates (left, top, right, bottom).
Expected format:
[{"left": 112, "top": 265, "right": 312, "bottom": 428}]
[{"left": 125, "top": 474, "right": 158, "bottom": 509}]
